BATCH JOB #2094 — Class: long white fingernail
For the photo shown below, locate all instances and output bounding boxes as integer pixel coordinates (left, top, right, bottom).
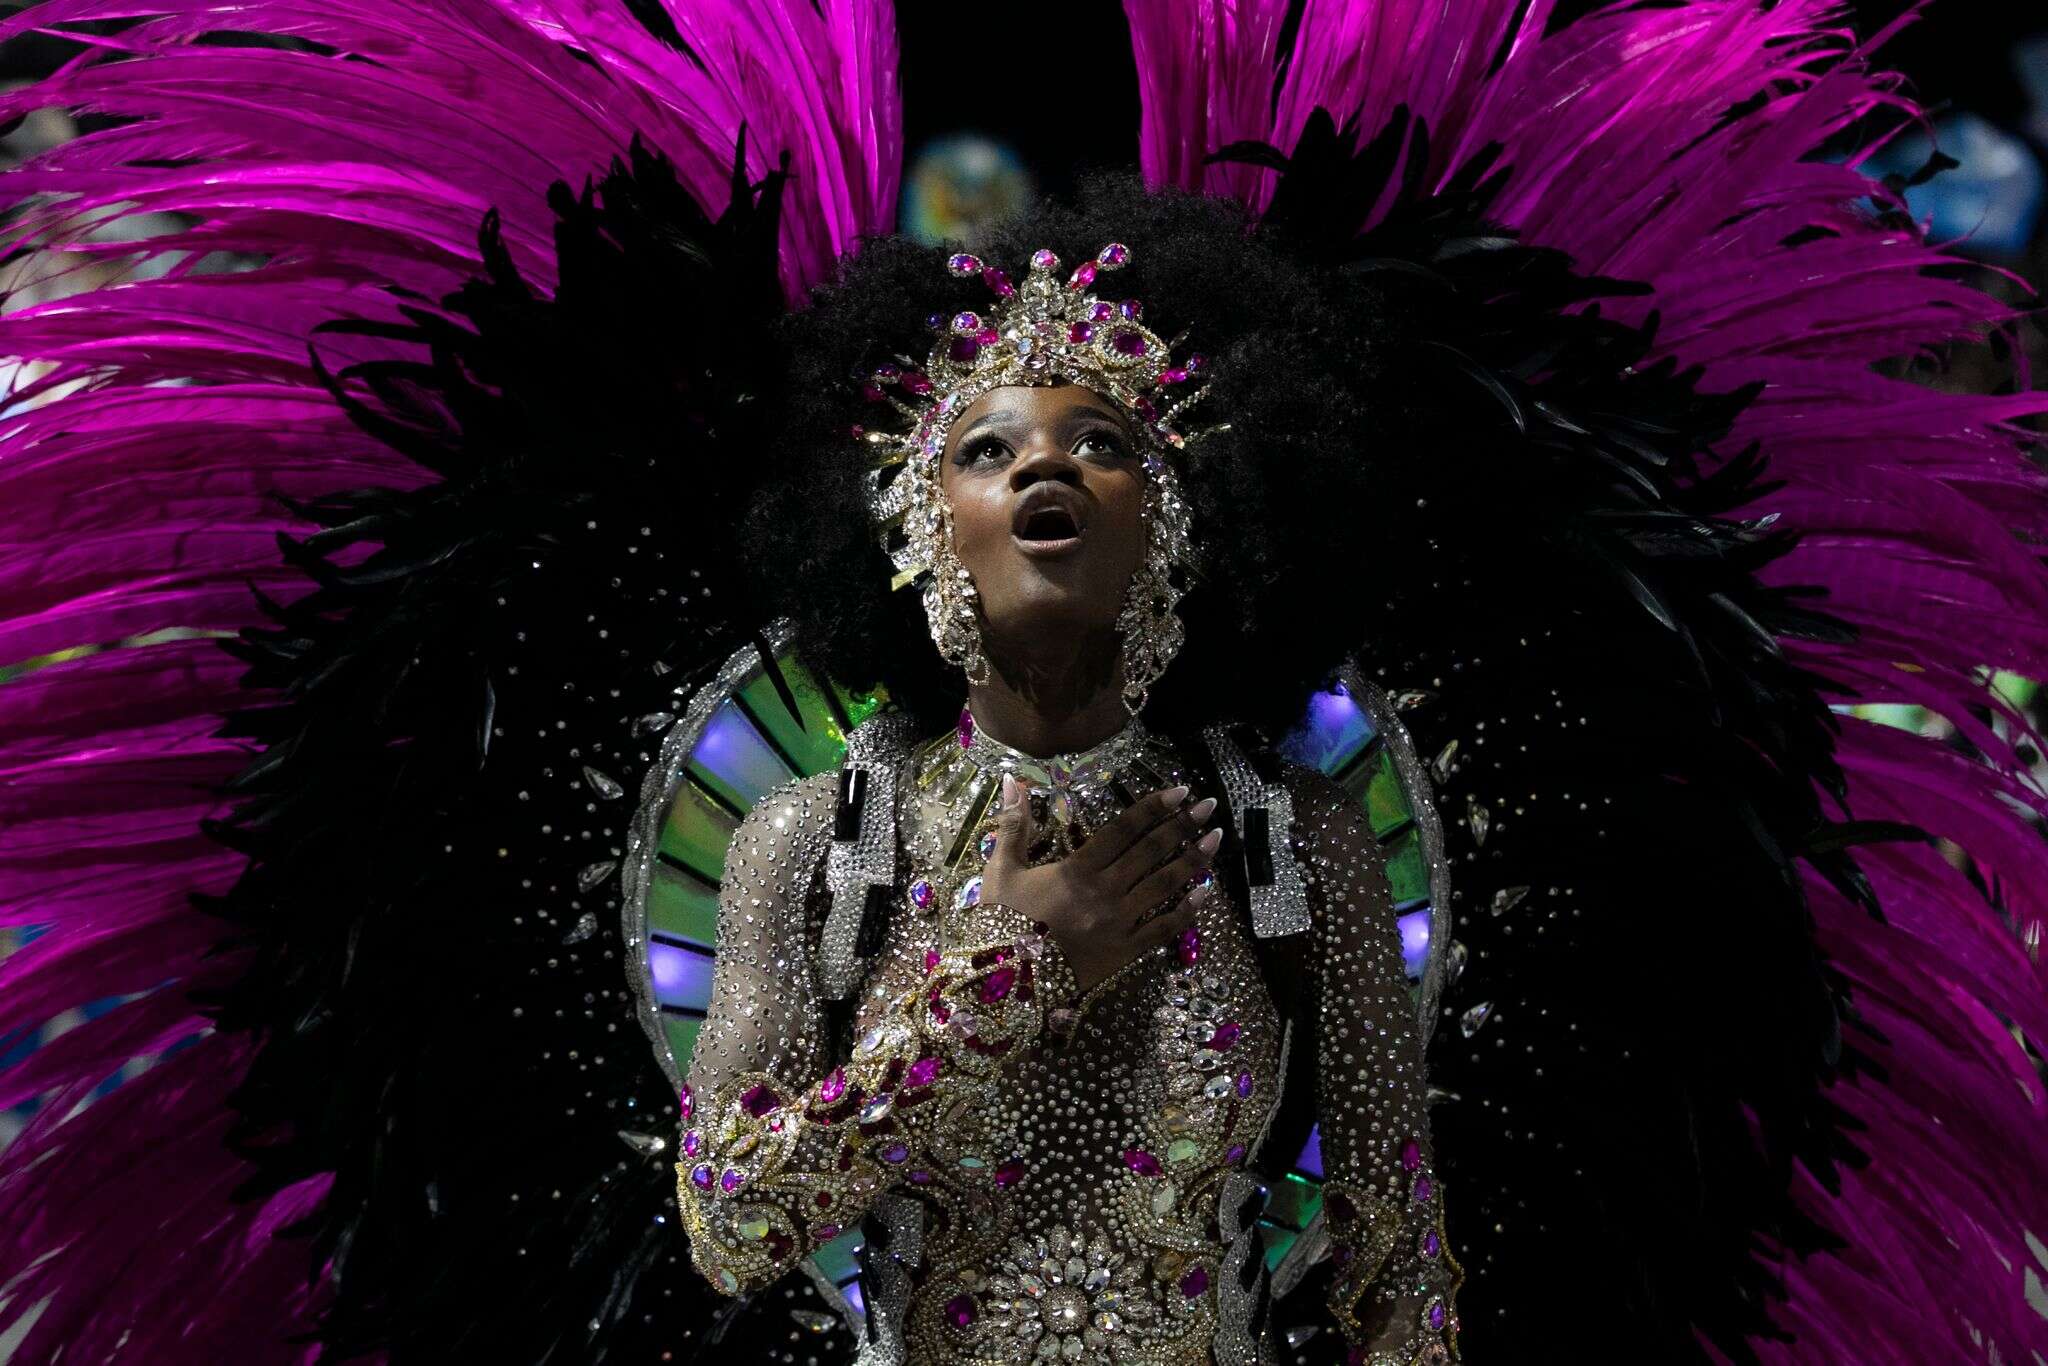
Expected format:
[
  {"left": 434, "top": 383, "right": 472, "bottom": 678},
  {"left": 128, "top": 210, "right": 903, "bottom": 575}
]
[
  {"left": 1002, "top": 774, "right": 1019, "bottom": 807},
  {"left": 1197, "top": 828, "right": 1223, "bottom": 856},
  {"left": 1164, "top": 785, "right": 1190, "bottom": 805},
  {"left": 1187, "top": 797, "right": 1218, "bottom": 823},
  {"left": 1188, "top": 883, "right": 1216, "bottom": 907}
]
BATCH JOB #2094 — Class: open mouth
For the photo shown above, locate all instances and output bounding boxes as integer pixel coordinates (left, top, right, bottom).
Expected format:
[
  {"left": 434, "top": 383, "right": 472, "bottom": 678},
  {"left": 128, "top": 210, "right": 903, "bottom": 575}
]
[
  {"left": 1019, "top": 506, "right": 1080, "bottom": 541},
  {"left": 1011, "top": 486, "right": 1088, "bottom": 556}
]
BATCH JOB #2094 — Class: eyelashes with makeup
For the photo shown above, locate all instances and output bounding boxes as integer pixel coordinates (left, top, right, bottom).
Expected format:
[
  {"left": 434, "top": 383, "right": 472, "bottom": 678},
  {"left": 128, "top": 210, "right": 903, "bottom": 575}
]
[{"left": 954, "top": 429, "right": 1128, "bottom": 466}]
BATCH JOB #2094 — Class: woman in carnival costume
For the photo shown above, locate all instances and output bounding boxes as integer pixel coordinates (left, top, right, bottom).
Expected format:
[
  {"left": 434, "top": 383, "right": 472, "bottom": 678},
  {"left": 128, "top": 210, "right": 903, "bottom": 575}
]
[{"left": 0, "top": 2, "right": 2043, "bottom": 1363}]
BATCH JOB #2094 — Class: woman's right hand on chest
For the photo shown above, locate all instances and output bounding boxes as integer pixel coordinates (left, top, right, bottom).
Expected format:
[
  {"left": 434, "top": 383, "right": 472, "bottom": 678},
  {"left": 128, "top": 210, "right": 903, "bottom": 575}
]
[{"left": 979, "top": 775, "right": 1222, "bottom": 991}]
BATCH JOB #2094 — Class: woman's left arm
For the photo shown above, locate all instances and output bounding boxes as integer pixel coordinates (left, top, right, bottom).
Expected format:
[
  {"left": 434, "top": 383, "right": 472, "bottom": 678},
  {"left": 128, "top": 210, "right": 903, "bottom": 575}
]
[{"left": 1289, "top": 768, "right": 1462, "bottom": 1363}]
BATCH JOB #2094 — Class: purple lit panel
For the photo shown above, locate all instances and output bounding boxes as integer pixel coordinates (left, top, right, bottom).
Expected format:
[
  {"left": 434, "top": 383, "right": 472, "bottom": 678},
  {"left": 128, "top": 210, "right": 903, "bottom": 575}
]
[
  {"left": 1397, "top": 908, "right": 1431, "bottom": 981},
  {"left": 1295, "top": 1125, "right": 1323, "bottom": 1179},
  {"left": 649, "top": 940, "right": 715, "bottom": 1012},
  {"left": 1279, "top": 683, "right": 1377, "bottom": 775},
  {"left": 840, "top": 1279, "right": 866, "bottom": 1316},
  {"left": 688, "top": 701, "right": 796, "bottom": 810}
]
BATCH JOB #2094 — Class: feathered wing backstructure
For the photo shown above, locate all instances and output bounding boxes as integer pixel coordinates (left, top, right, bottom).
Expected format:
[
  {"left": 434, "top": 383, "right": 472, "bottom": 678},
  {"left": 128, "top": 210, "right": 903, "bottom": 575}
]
[
  {"left": 1125, "top": 0, "right": 2048, "bottom": 1359},
  {"left": 0, "top": 1, "right": 896, "bottom": 1359}
]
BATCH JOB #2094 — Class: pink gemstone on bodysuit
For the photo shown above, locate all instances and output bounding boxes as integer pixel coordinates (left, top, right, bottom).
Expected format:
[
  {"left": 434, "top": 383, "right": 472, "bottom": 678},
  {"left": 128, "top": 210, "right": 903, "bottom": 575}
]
[
  {"left": 1176, "top": 926, "right": 1201, "bottom": 967},
  {"left": 977, "top": 966, "right": 1016, "bottom": 1003},
  {"left": 818, "top": 1068, "right": 847, "bottom": 1104}
]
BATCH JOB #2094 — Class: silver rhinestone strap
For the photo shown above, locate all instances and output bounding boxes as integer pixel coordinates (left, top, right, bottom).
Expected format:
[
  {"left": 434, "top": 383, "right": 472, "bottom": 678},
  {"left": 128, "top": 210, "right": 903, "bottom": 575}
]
[
  {"left": 1200, "top": 725, "right": 1311, "bottom": 939},
  {"left": 850, "top": 1192, "right": 922, "bottom": 1366},
  {"left": 821, "top": 712, "right": 920, "bottom": 1000},
  {"left": 1213, "top": 1167, "right": 1267, "bottom": 1366}
]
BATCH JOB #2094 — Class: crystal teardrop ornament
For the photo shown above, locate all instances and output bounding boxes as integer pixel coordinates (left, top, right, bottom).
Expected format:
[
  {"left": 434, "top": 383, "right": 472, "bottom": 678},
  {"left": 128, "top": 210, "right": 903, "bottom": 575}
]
[
  {"left": 582, "top": 765, "right": 624, "bottom": 800},
  {"left": 1490, "top": 885, "right": 1530, "bottom": 917},
  {"left": 1445, "top": 940, "right": 1469, "bottom": 984},
  {"left": 576, "top": 860, "right": 617, "bottom": 893},
  {"left": 1432, "top": 739, "right": 1459, "bottom": 782},
  {"left": 562, "top": 911, "right": 598, "bottom": 943},
  {"left": 1460, "top": 1001, "right": 1494, "bottom": 1037}
]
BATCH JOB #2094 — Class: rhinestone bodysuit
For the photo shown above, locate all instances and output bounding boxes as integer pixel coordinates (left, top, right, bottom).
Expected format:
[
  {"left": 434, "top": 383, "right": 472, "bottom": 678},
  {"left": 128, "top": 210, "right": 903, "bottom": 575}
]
[{"left": 676, "top": 723, "right": 1460, "bottom": 1363}]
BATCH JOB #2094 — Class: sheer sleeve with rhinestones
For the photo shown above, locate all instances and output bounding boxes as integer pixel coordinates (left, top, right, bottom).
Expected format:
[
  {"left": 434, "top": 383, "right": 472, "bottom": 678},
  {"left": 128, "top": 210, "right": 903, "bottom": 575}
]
[
  {"left": 1289, "top": 768, "right": 1462, "bottom": 1362},
  {"left": 675, "top": 775, "right": 1077, "bottom": 1296}
]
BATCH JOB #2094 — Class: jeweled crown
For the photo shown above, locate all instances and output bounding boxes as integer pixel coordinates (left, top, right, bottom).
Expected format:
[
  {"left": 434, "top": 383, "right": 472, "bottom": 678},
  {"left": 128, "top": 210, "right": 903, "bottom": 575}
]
[{"left": 861, "top": 242, "right": 1209, "bottom": 590}]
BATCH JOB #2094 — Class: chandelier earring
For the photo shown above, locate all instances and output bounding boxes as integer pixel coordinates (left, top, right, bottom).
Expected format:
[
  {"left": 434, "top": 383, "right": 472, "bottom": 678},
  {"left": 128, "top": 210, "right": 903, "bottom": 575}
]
[
  {"left": 1117, "top": 456, "right": 1192, "bottom": 715},
  {"left": 920, "top": 501, "right": 991, "bottom": 685}
]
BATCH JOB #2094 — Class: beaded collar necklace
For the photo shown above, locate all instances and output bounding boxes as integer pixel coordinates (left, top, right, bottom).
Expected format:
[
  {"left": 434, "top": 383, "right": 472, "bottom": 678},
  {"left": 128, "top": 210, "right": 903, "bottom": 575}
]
[{"left": 955, "top": 707, "right": 1149, "bottom": 821}]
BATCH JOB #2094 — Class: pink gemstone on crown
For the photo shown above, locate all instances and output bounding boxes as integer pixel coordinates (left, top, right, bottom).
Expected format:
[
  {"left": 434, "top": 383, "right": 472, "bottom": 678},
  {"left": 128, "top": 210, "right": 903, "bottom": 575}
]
[
  {"left": 1097, "top": 242, "right": 1130, "bottom": 267},
  {"left": 946, "top": 252, "right": 983, "bottom": 276},
  {"left": 924, "top": 947, "right": 941, "bottom": 972},
  {"left": 689, "top": 1163, "right": 714, "bottom": 1190},
  {"left": 1089, "top": 300, "right": 1115, "bottom": 321},
  {"left": 1159, "top": 367, "right": 1189, "bottom": 385},
  {"left": 1067, "top": 261, "right": 1097, "bottom": 289},
  {"left": 818, "top": 1068, "right": 847, "bottom": 1104},
  {"left": 1413, "top": 1174, "right": 1434, "bottom": 1203},
  {"left": 948, "top": 337, "right": 980, "bottom": 363},
  {"left": 950, "top": 311, "right": 982, "bottom": 335},
  {"left": 681, "top": 1130, "right": 702, "bottom": 1157},
  {"left": 902, "top": 371, "right": 933, "bottom": 395},
  {"left": 740, "top": 1084, "right": 781, "bottom": 1117},
  {"left": 905, "top": 1056, "right": 941, "bottom": 1088},
  {"left": 678, "top": 1083, "right": 694, "bottom": 1120},
  {"left": 1118, "top": 297, "right": 1142, "bottom": 319},
  {"left": 945, "top": 1294, "right": 977, "bottom": 1329},
  {"left": 814, "top": 1223, "right": 841, "bottom": 1242},
  {"left": 1178, "top": 1266, "right": 1210, "bottom": 1298},
  {"left": 1068, "top": 321, "right": 1095, "bottom": 344},
  {"left": 1111, "top": 330, "right": 1147, "bottom": 357},
  {"left": 981, "top": 266, "right": 1014, "bottom": 297},
  {"left": 1402, "top": 1139, "right": 1422, "bottom": 1171},
  {"left": 1123, "top": 1148, "right": 1162, "bottom": 1177},
  {"left": 720, "top": 1168, "right": 745, "bottom": 1193},
  {"left": 1030, "top": 249, "right": 1060, "bottom": 271}
]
